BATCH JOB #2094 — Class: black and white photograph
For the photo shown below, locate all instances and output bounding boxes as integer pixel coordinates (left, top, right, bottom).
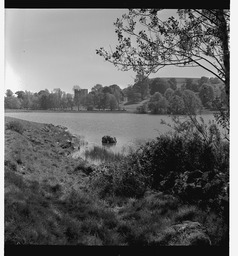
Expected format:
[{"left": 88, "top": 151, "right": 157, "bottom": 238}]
[{"left": 3, "top": 1, "right": 231, "bottom": 252}]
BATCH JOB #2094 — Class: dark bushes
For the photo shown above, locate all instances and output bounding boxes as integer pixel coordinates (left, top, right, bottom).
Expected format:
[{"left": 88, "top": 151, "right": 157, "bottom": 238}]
[
  {"left": 124, "top": 133, "right": 229, "bottom": 210},
  {"left": 88, "top": 129, "right": 229, "bottom": 212},
  {"left": 87, "top": 161, "right": 148, "bottom": 199}
]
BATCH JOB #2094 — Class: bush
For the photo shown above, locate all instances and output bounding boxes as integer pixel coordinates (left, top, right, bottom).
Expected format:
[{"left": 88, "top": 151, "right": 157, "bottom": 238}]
[
  {"left": 125, "top": 132, "right": 229, "bottom": 212},
  {"left": 87, "top": 161, "right": 148, "bottom": 199},
  {"left": 6, "top": 120, "right": 24, "bottom": 134}
]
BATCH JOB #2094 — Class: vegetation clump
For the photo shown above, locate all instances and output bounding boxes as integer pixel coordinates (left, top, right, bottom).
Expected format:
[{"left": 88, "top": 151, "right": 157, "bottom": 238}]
[{"left": 6, "top": 120, "right": 24, "bottom": 134}]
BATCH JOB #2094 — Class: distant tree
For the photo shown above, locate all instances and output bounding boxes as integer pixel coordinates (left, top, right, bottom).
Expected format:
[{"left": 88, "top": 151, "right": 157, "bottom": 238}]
[
  {"left": 164, "top": 88, "right": 174, "bottom": 101},
  {"left": 48, "top": 93, "right": 57, "bottom": 110},
  {"left": 102, "top": 86, "right": 113, "bottom": 94},
  {"left": 4, "top": 95, "right": 21, "bottom": 109},
  {"left": 182, "top": 89, "right": 202, "bottom": 114},
  {"left": 185, "top": 78, "right": 200, "bottom": 92},
  {"left": 73, "top": 85, "right": 81, "bottom": 111},
  {"left": 66, "top": 93, "right": 74, "bottom": 110},
  {"left": 60, "top": 92, "right": 68, "bottom": 110},
  {"left": 94, "top": 92, "right": 105, "bottom": 110},
  {"left": 83, "top": 93, "right": 95, "bottom": 110},
  {"left": 168, "top": 78, "right": 177, "bottom": 91},
  {"left": 125, "top": 85, "right": 141, "bottom": 103},
  {"left": 109, "top": 84, "right": 123, "bottom": 104},
  {"left": 21, "top": 91, "right": 33, "bottom": 109},
  {"left": 6, "top": 89, "right": 14, "bottom": 97},
  {"left": 199, "top": 83, "right": 215, "bottom": 108},
  {"left": 133, "top": 73, "right": 150, "bottom": 100},
  {"left": 53, "top": 88, "right": 63, "bottom": 109},
  {"left": 198, "top": 76, "right": 210, "bottom": 87},
  {"left": 37, "top": 90, "right": 50, "bottom": 110},
  {"left": 15, "top": 91, "right": 25, "bottom": 100},
  {"left": 210, "top": 77, "right": 220, "bottom": 84},
  {"left": 108, "top": 94, "right": 118, "bottom": 110},
  {"left": 168, "top": 95, "right": 185, "bottom": 115},
  {"left": 174, "top": 88, "right": 183, "bottom": 97},
  {"left": 31, "top": 94, "right": 40, "bottom": 110},
  {"left": 185, "top": 78, "right": 193, "bottom": 89},
  {"left": 150, "top": 78, "right": 169, "bottom": 95},
  {"left": 91, "top": 84, "right": 103, "bottom": 93},
  {"left": 148, "top": 92, "right": 168, "bottom": 114}
]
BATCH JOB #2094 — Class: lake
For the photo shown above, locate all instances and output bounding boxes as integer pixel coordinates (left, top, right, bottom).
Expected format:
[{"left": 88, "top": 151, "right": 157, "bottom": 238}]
[{"left": 5, "top": 112, "right": 218, "bottom": 155}]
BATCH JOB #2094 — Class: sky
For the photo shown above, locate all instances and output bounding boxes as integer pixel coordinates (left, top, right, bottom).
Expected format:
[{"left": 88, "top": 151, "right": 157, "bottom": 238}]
[{"left": 4, "top": 9, "right": 222, "bottom": 95}]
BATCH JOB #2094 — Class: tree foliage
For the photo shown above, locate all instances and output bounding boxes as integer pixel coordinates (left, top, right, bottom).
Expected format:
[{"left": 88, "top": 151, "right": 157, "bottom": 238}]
[
  {"left": 199, "top": 83, "right": 215, "bottom": 107},
  {"left": 148, "top": 92, "right": 168, "bottom": 114},
  {"left": 149, "top": 78, "right": 169, "bottom": 95},
  {"left": 96, "top": 9, "right": 230, "bottom": 104},
  {"left": 182, "top": 89, "right": 202, "bottom": 115}
]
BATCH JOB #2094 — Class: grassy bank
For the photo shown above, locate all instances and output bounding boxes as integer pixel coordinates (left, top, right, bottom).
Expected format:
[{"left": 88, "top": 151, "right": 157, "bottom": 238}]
[{"left": 4, "top": 117, "right": 229, "bottom": 246}]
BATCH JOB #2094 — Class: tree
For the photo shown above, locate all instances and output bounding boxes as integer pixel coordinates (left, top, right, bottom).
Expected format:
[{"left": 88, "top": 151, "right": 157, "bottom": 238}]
[
  {"left": 15, "top": 91, "right": 25, "bottom": 100},
  {"left": 73, "top": 85, "right": 81, "bottom": 111},
  {"left": 96, "top": 9, "right": 230, "bottom": 105},
  {"left": 21, "top": 91, "right": 33, "bottom": 109},
  {"left": 53, "top": 88, "right": 63, "bottom": 109},
  {"left": 38, "top": 90, "right": 50, "bottom": 110},
  {"left": 4, "top": 95, "right": 21, "bottom": 109},
  {"left": 168, "top": 78, "right": 177, "bottom": 91},
  {"left": 91, "top": 84, "right": 103, "bottom": 93},
  {"left": 182, "top": 89, "right": 202, "bottom": 115},
  {"left": 164, "top": 88, "right": 174, "bottom": 101},
  {"left": 66, "top": 93, "right": 74, "bottom": 110},
  {"left": 149, "top": 78, "right": 169, "bottom": 95},
  {"left": 109, "top": 84, "right": 123, "bottom": 104},
  {"left": 83, "top": 93, "right": 95, "bottom": 110},
  {"left": 169, "top": 95, "right": 185, "bottom": 115},
  {"left": 6, "top": 89, "right": 14, "bottom": 97},
  {"left": 124, "top": 85, "right": 141, "bottom": 103},
  {"left": 132, "top": 73, "right": 150, "bottom": 100},
  {"left": 148, "top": 92, "right": 168, "bottom": 114},
  {"left": 108, "top": 94, "right": 118, "bottom": 110},
  {"left": 210, "top": 77, "right": 220, "bottom": 84},
  {"left": 185, "top": 78, "right": 200, "bottom": 92},
  {"left": 199, "top": 83, "right": 215, "bottom": 108},
  {"left": 60, "top": 92, "right": 68, "bottom": 110},
  {"left": 133, "top": 80, "right": 150, "bottom": 100},
  {"left": 198, "top": 76, "right": 210, "bottom": 87},
  {"left": 102, "top": 86, "right": 112, "bottom": 94}
]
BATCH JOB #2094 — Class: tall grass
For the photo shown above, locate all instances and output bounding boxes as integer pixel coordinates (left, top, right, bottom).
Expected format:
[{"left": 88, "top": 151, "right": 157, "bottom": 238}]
[{"left": 84, "top": 145, "right": 125, "bottom": 163}]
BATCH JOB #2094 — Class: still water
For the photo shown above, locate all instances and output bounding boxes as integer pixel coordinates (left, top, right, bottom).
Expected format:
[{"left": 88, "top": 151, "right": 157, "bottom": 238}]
[{"left": 5, "top": 112, "right": 217, "bottom": 154}]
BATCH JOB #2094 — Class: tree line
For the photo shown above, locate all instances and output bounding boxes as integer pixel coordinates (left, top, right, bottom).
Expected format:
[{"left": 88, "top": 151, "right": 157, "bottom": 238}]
[
  {"left": 4, "top": 84, "right": 125, "bottom": 111},
  {"left": 133, "top": 75, "right": 226, "bottom": 115},
  {"left": 5, "top": 75, "right": 226, "bottom": 113}
]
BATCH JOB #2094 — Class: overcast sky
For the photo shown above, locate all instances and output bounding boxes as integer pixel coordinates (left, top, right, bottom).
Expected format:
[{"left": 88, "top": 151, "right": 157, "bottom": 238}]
[{"left": 5, "top": 9, "right": 216, "bottom": 94}]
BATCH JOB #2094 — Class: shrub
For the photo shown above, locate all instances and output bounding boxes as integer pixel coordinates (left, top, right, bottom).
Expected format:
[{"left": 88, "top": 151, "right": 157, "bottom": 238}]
[
  {"left": 87, "top": 161, "right": 148, "bottom": 199},
  {"left": 125, "top": 132, "right": 229, "bottom": 212},
  {"left": 6, "top": 120, "right": 24, "bottom": 134}
]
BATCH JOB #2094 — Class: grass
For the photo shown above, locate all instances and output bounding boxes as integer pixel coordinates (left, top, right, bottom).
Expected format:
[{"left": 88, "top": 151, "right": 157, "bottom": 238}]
[
  {"left": 5, "top": 120, "right": 24, "bottom": 134},
  {"left": 4, "top": 116, "right": 228, "bottom": 246},
  {"left": 120, "top": 99, "right": 149, "bottom": 113},
  {"left": 84, "top": 145, "right": 125, "bottom": 163}
]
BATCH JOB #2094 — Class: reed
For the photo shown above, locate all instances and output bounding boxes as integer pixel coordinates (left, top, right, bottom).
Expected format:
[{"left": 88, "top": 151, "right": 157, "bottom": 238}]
[{"left": 84, "top": 145, "right": 125, "bottom": 163}]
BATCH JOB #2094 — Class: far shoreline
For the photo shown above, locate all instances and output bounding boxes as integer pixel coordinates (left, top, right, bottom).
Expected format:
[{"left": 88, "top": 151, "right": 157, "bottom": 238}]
[{"left": 4, "top": 108, "right": 217, "bottom": 115}]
